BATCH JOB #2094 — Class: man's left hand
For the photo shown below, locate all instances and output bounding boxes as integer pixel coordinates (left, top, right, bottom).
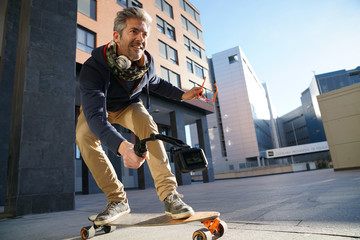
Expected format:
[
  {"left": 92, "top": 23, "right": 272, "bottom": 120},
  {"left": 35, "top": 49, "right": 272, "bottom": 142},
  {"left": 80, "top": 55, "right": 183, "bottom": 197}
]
[{"left": 182, "top": 87, "right": 203, "bottom": 100}]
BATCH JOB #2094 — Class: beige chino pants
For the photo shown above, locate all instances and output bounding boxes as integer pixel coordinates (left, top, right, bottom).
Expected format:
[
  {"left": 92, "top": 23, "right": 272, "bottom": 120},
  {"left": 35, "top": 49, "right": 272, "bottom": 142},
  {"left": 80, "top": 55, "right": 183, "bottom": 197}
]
[{"left": 76, "top": 102, "right": 178, "bottom": 202}]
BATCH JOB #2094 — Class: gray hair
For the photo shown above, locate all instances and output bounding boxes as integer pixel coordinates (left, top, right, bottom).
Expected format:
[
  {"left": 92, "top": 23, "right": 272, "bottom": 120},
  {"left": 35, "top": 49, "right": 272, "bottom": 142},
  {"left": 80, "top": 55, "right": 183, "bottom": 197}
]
[{"left": 114, "top": 7, "right": 152, "bottom": 36}]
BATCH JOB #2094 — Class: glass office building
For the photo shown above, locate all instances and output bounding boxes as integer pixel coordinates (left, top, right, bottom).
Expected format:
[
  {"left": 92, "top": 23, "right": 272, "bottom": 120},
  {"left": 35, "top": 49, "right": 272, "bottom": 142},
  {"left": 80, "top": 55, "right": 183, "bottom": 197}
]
[
  {"left": 300, "top": 66, "right": 360, "bottom": 143},
  {"left": 316, "top": 67, "right": 360, "bottom": 94},
  {"left": 210, "top": 46, "right": 279, "bottom": 172},
  {"left": 277, "top": 106, "right": 309, "bottom": 147}
]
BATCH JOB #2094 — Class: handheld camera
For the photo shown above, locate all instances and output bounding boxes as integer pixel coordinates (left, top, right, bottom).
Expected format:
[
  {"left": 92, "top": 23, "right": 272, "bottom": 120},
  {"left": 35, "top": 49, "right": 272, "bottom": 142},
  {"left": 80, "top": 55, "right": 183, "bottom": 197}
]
[{"left": 134, "top": 134, "right": 208, "bottom": 173}]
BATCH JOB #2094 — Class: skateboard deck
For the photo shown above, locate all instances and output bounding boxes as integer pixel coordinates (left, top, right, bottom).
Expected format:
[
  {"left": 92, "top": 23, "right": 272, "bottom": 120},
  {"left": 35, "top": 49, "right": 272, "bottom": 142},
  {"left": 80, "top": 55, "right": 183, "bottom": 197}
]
[{"left": 81, "top": 211, "right": 227, "bottom": 239}]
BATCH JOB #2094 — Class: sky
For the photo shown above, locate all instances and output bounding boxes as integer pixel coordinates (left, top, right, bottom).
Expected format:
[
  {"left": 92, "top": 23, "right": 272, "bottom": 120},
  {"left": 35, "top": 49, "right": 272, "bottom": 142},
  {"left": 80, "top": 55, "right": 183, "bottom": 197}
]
[{"left": 189, "top": 0, "right": 360, "bottom": 116}]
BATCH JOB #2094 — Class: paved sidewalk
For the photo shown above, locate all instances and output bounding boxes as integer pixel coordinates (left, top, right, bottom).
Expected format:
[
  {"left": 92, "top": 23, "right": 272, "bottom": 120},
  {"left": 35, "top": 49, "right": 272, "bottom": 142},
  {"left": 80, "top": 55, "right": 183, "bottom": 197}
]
[{"left": 0, "top": 169, "right": 359, "bottom": 239}]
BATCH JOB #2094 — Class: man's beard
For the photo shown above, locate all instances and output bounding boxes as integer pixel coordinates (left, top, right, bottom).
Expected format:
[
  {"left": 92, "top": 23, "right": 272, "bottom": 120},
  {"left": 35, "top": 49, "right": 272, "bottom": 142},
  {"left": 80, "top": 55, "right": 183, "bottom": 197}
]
[{"left": 124, "top": 41, "right": 144, "bottom": 61}]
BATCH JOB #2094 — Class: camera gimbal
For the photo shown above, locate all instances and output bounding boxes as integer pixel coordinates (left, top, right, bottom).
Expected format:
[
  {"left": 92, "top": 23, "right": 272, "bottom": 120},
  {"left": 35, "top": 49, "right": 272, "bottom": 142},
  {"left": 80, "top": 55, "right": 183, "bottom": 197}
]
[{"left": 134, "top": 134, "right": 208, "bottom": 173}]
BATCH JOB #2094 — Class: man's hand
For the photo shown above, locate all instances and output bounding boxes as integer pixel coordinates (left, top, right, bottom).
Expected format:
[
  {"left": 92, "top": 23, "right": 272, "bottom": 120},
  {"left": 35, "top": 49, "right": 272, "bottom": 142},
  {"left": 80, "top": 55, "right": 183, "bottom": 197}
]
[
  {"left": 182, "top": 87, "right": 203, "bottom": 100},
  {"left": 118, "top": 141, "right": 148, "bottom": 169}
]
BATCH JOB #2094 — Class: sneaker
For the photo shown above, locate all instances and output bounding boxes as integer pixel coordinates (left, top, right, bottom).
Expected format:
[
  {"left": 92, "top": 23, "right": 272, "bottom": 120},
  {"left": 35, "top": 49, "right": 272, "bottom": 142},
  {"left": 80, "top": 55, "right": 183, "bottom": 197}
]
[
  {"left": 94, "top": 199, "right": 130, "bottom": 225},
  {"left": 164, "top": 193, "right": 195, "bottom": 219}
]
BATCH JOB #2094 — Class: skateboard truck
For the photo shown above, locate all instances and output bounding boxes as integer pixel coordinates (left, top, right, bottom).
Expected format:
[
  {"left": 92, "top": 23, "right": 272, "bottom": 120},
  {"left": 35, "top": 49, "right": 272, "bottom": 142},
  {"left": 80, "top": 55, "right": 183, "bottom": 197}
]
[
  {"left": 134, "top": 134, "right": 208, "bottom": 173},
  {"left": 201, "top": 218, "right": 227, "bottom": 237}
]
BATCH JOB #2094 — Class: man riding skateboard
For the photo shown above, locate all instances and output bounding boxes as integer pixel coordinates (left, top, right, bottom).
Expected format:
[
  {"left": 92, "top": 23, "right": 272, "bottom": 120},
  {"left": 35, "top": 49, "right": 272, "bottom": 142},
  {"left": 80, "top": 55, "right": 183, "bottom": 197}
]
[{"left": 76, "top": 7, "right": 203, "bottom": 225}]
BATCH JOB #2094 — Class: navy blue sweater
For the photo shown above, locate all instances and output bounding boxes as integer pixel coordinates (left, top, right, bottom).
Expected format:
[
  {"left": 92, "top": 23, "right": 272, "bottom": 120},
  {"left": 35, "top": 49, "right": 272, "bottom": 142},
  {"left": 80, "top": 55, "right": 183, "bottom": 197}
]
[{"left": 79, "top": 44, "right": 185, "bottom": 155}]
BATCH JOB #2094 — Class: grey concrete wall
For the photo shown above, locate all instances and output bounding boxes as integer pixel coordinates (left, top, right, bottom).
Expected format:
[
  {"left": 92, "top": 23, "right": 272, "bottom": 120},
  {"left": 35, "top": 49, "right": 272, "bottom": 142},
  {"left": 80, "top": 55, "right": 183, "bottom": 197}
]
[
  {"left": 0, "top": 0, "right": 22, "bottom": 207},
  {"left": 3, "top": 0, "right": 77, "bottom": 216}
]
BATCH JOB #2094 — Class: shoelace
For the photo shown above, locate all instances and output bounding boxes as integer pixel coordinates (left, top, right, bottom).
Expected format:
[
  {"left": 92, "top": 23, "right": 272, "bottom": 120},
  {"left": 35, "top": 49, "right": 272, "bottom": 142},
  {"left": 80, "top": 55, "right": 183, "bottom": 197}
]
[
  {"left": 106, "top": 202, "right": 117, "bottom": 210},
  {"left": 105, "top": 201, "right": 126, "bottom": 212},
  {"left": 168, "top": 194, "right": 185, "bottom": 207}
]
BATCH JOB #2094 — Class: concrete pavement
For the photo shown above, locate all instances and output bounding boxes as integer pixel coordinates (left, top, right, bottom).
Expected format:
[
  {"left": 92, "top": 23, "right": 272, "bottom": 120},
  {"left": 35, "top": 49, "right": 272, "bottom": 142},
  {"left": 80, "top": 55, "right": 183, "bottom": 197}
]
[{"left": 0, "top": 168, "right": 359, "bottom": 239}]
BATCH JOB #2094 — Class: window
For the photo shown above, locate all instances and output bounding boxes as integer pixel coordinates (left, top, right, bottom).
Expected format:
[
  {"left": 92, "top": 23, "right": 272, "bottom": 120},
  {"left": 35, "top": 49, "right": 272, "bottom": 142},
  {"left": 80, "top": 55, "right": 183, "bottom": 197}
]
[
  {"left": 181, "top": 15, "right": 187, "bottom": 28},
  {"left": 350, "top": 72, "right": 360, "bottom": 84},
  {"left": 194, "top": 63, "right": 203, "bottom": 78},
  {"left": 197, "top": 30, "right": 203, "bottom": 41},
  {"left": 184, "top": 36, "right": 190, "bottom": 51},
  {"left": 228, "top": 54, "right": 239, "bottom": 64},
  {"left": 167, "top": 47, "right": 177, "bottom": 64},
  {"left": 162, "top": 1, "right": 173, "bottom": 18},
  {"left": 166, "top": 25, "right": 175, "bottom": 40},
  {"left": 77, "top": 26, "right": 95, "bottom": 53},
  {"left": 159, "top": 40, "right": 167, "bottom": 58},
  {"left": 169, "top": 71, "right": 180, "bottom": 87},
  {"left": 130, "top": 0, "right": 142, "bottom": 8},
  {"left": 191, "top": 43, "right": 201, "bottom": 58},
  {"left": 161, "top": 66, "right": 180, "bottom": 87},
  {"left": 158, "top": 41, "right": 178, "bottom": 64},
  {"left": 181, "top": 16, "right": 203, "bottom": 41},
  {"left": 156, "top": 16, "right": 175, "bottom": 41},
  {"left": 187, "top": 21, "right": 197, "bottom": 37},
  {"left": 185, "top": 3, "right": 196, "bottom": 20},
  {"left": 186, "top": 59, "right": 193, "bottom": 73},
  {"left": 78, "top": 0, "right": 96, "bottom": 20},
  {"left": 117, "top": 0, "right": 142, "bottom": 8},
  {"left": 184, "top": 35, "right": 205, "bottom": 59},
  {"left": 186, "top": 60, "right": 193, "bottom": 73},
  {"left": 179, "top": 0, "right": 201, "bottom": 23},
  {"left": 117, "top": 0, "right": 127, "bottom": 7},
  {"left": 156, "top": 0, "right": 173, "bottom": 18},
  {"left": 157, "top": 18, "right": 165, "bottom": 34},
  {"left": 186, "top": 58, "right": 208, "bottom": 79}
]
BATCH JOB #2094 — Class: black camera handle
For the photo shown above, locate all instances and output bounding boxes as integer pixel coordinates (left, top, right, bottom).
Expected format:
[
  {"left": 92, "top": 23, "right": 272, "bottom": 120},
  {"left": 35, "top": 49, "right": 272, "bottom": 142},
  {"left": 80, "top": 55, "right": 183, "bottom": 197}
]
[{"left": 134, "top": 134, "right": 189, "bottom": 157}]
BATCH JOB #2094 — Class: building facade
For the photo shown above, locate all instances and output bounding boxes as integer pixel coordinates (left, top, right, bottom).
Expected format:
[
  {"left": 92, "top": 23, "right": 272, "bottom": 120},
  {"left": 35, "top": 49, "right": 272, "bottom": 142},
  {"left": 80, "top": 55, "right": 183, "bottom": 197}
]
[
  {"left": 0, "top": 0, "right": 77, "bottom": 216},
  {"left": 316, "top": 67, "right": 360, "bottom": 94},
  {"left": 274, "top": 67, "right": 360, "bottom": 166},
  {"left": 299, "top": 66, "right": 360, "bottom": 144},
  {"left": 75, "top": 0, "right": 216, "bottom": 193},
  {"left": 209, "top": 46, "right": 279, "bottom": 173},
  {"left": 300, "top": 78, "right": 327, "bottom": 143},
  {"left": 277, "top": 67, "right": 360, "bottom": 148},
  {"left": 0, "top": 0, "right": 215, "bottom": 216},
  {"left": 317, "top": 83, "right": 360, "bottom": 170},
  {"left": 277, "top": 106, "right": 309, "bottom": 147}
]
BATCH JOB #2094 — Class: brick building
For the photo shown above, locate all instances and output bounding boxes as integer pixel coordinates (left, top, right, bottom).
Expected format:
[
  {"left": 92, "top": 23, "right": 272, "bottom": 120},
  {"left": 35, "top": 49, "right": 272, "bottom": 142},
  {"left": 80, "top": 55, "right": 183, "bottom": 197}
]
[
  {"left": 0, "top": 0, "right": 215, "bottom": 216},
  {"left": 75, "top": 1, "right": 215, "bottom": 194}
]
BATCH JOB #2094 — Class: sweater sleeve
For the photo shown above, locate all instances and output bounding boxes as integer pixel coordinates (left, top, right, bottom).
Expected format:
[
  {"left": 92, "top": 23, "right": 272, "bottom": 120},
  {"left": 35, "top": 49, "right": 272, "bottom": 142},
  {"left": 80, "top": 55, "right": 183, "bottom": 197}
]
[{"left": 79, "top": 61, "right": 126, "bottom": 155}]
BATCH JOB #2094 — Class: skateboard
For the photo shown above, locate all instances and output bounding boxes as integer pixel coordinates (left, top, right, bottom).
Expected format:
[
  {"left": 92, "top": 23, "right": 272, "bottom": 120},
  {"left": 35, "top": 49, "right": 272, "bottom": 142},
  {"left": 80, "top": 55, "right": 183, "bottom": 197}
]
[{"left": 80, "top": 211, "right": 227, "bottom": 240}]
